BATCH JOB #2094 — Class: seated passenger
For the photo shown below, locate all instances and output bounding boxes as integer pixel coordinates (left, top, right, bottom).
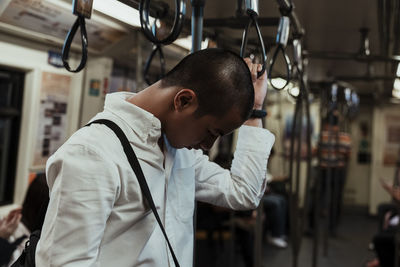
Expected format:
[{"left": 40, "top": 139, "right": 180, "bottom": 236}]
[
  {"left": 1, "top": 174, "right": 49, "bottom": 266},
  {"left": 368, "top": 151, "right": 400, "bottom": 267}
]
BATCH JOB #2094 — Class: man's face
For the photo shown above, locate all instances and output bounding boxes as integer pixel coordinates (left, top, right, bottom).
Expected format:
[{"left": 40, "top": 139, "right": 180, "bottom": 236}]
[{"left": 165, "top": 108, "right": 244, "bottom": 151}]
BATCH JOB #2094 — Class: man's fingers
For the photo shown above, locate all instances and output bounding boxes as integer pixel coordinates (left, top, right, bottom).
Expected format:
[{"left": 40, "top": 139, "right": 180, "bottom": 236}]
[
  {"left": 251, "top": 64, "right": 258, "bottom": 82},
  {"left": 243, "top": 57, "right": 252, "bottom": 69}
]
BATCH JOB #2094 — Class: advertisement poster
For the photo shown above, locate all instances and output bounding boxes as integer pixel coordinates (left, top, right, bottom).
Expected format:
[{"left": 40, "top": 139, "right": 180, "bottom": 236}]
[
  {"left": 33, "top": 72, "right": 70, "bottom": 167},
  {"left": 0, "top": 0, "right": 127, "bottom": 52},
  {"left": 383, "top": 115, "right": 400, "bottom": 166}
]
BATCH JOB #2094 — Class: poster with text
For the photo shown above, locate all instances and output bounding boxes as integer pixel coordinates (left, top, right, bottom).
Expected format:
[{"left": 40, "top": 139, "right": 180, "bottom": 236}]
[
  {"left": 0, "top": 0, "right": 127, "bottom": 52},
  {"left": 383, "top": 114, "right": 400, "bottom": 166},
  {"left": 33, "top": 72, "right": 70, "bottom": 167}
]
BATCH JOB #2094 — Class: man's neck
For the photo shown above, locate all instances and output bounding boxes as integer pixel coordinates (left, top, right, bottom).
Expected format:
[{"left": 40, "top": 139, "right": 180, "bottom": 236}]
[{"left": 126, "top": 81, "right": 174, "bottom": 125}]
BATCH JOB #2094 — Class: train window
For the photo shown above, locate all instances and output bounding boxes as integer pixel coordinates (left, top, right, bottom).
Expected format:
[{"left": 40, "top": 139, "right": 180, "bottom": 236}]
[{"left": 0, "top": 68, "right": 24, "bottom": 205}]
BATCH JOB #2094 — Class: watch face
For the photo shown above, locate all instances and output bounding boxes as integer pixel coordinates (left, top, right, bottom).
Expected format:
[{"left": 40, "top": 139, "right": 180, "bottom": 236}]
[{"left": 73, "top": 0, "right": 93, "bottom": 19}]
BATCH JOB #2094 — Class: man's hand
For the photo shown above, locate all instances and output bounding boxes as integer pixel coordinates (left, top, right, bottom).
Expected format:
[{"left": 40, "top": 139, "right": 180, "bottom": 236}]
[
  {"left": 243, "top": 58, "right": 268, "bottom": 109},
  {"left": 0, "top": 208, "right": 22, "bottom": 239},
  {"left": 243, "top": 58, "right": 268, "bottom": 127}
]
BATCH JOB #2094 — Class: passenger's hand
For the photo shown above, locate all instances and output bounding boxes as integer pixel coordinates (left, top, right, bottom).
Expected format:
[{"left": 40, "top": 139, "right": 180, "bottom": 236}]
[
  {"left": 243, "top": 58, "right": 268, "bottom": 109},
  {"left": 0, "top": 208, "right": 22, "bottom": 239},
  {"left": 379, "top": 177, "right": 392, "bottom": 192}
]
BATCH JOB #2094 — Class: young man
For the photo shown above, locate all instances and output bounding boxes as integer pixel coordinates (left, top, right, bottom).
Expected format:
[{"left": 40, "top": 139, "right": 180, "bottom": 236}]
[{"left": 36, "top": 49, "right": 275, "bottom": 266}]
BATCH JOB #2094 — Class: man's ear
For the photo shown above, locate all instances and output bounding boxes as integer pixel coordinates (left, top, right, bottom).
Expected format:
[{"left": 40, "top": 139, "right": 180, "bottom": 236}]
[{"left": 173, "top": 89, "right": 198, "bottom": 112}]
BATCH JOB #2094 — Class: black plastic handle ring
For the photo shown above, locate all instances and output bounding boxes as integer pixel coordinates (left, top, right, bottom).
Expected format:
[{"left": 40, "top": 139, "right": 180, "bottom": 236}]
[
  {"left": 139, "top": 0, "right": 186, "bottom": 45},
  {"left": 143, "top": 45, "right": 166, "bottom": 85},
  {"left": 240, "top": 13, "right": 267, "bottom": 78},
  {"left": 62, "top": 16, "right": 88, "bottom": 73},
  {"left": 268, "top": 45, "right": 292, "bottom": 90}
]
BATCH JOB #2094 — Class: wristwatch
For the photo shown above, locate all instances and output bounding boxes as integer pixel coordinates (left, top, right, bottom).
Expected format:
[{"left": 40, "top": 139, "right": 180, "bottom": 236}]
[{"left": 251, "top": 109, "right": 267, "bottom": 118}]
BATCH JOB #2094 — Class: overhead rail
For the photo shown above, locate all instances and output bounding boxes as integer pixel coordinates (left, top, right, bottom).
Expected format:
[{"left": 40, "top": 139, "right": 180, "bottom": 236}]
[
  {"left": 119, "top": 0, "right": 169, "bottom": 18},
  {"left": 305, "top": 51, "right": 400, "bottom": 63},
  {"left": 203, "top": 17, "right": 280, "bottom": 28}
]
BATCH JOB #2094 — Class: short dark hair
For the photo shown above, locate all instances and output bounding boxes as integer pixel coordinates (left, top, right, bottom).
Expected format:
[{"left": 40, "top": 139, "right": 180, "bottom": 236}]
[
  {"left": 21, "top": 173, "right": 49, "bottom": 232},
  {"left": 161, "top": 48, "right": 254, "bottom": 120}
]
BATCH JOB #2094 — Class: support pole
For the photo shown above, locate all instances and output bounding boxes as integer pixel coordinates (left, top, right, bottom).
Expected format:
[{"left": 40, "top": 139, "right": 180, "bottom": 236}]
[
  {"left": 254, "top": 203, "right": 263, "bottom": 267},
  {"left": 191, "top": 0, "right": 205, "bottom": 52},
  {"left": 135, "top": 32, "right": 145, "bottom": 91}
]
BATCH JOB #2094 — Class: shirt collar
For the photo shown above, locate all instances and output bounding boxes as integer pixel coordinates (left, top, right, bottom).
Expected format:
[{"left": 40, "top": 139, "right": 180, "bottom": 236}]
[{"left": 104, "top": 92, "right": 162, "bottom": 143}]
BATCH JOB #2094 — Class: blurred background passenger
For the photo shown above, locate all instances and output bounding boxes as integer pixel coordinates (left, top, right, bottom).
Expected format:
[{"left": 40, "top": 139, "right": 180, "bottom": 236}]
[
  {"left": 0, "top": 174, "right": 49, "bottom": 266},
  {"left": 263, "top": 148, "right": 289, "bottom": 248},
  {"left": 368, "top": 150, "right": 400, "bottom": 267}
]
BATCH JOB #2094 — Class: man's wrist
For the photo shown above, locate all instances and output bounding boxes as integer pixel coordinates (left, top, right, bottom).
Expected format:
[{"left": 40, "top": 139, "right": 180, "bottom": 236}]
[
  {"left": 244, "top": 118, "right": 262, "bottom": 127},
  {"left": 251, "top": 109, "right": 267, "bottom": 119}
]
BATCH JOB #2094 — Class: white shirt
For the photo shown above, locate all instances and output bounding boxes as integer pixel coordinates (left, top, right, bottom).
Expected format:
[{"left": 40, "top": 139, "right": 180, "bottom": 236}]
[{"left": 36, "top": 92, "right": 275, "bottom": 267}]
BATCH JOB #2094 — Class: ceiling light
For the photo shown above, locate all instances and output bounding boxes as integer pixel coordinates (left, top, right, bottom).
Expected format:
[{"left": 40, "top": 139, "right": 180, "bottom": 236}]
[
  {"left": 93, "top": 0, "right": 154, "bottom": 27},
  {"left": 269, "top": 78, "right": 287, "bottom": 89},
  {"left": 394, "top": 79, "right": 400, "bottom": 91},
  {"left": 289, "top": 86, "right": 300, "bottom": 97},
  {"left": 344, "top": 88, "right": 351, "bottom": 102},
  {"left": 393, "top": 88, "right": 400, "bottom": 99},
  {"left": 393, "top": 79, "right": 400, "bottom": 99}
]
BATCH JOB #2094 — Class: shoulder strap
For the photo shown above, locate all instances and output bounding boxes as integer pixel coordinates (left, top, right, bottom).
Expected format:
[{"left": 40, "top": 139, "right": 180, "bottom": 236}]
[{"left": 86, "top": 119, "right": 180, "bottom": 267}]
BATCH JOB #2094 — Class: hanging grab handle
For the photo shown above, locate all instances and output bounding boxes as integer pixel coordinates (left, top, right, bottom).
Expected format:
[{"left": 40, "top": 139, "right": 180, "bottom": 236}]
[
  {"left": 139, "top": 0, "right": 186, "bottom": 45},
  {"left": 268, "top": 16, "right": 292, "bottom": 90},
  {"left": 239, "top": 12, "right": 267, "bottom": 78},
  {"left": 62, "top": 15, "right": 88, "bottom": 73},
  {"left": 143, "top": 44, "right": 166, "bottom": 85}
]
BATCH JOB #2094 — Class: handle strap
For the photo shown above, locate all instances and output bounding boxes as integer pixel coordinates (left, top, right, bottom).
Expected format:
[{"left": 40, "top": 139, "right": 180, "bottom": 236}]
[
  {"left": 62, "top": 15, "right": 88, "bottom": 73},
  {"left": 86, "top": 119, "right": 180, "bottom": 267}
]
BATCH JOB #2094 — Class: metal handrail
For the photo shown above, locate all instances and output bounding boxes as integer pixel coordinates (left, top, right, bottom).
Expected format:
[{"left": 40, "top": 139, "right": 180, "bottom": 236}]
[
  {"left": 143, "top": 44, "right": 166, "bottom": 85},
  {"left": 139, "top": 0, "right": 186, "bottom": 45},
  {"left": 240, "top": 12, "right": 267, "bottom": 78}
]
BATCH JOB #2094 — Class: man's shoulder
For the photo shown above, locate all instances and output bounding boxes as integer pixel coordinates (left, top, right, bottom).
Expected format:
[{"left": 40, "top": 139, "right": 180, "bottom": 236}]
[{"left": 53, "top": 119, "right": 125, "bottom": 161}]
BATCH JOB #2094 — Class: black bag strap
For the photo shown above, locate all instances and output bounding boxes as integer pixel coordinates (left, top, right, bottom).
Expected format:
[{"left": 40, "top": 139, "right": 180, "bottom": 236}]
[{"left": 86, "top": 119, "right": 180, "bottom": 267}]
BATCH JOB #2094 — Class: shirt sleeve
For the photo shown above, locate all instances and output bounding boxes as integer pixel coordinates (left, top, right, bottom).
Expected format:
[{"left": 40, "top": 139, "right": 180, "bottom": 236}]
[
  {"left": 194, "top": 125, "right": 275, "bottom": 210},
  {"left": 36, "top": 144, "right": 120, "bottom": 267}
]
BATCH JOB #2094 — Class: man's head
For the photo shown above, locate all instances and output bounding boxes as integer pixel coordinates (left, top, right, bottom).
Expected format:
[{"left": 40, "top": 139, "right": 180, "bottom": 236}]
[{"left": 160, "top": 48, "right": 254, "bottom": 150}]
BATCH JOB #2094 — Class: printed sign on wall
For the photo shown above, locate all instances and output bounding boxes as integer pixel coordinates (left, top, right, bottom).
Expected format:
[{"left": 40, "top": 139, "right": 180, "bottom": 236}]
[{"left": 33, "top": 72, "right": 70, "bottom": 167}]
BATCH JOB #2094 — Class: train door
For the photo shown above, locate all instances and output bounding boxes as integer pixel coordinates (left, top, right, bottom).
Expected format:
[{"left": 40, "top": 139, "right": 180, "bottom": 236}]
[{"left": 0, "top": 67, "right": 24, "bottom": 205}]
